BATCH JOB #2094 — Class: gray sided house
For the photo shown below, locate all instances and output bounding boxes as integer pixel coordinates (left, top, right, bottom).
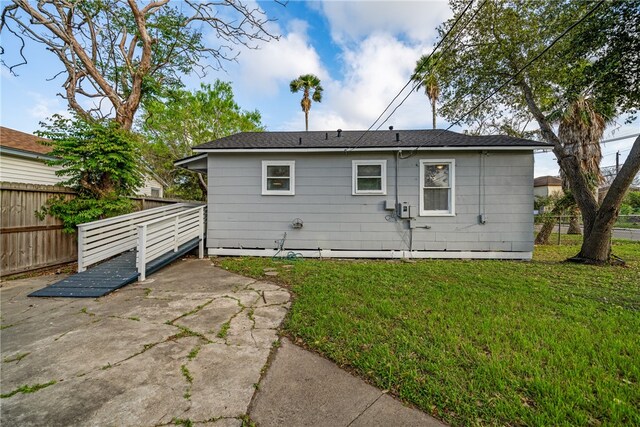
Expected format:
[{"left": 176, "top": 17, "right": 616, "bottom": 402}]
[{"left": 177, "top": 130, "right": 551, "bottom": 260}]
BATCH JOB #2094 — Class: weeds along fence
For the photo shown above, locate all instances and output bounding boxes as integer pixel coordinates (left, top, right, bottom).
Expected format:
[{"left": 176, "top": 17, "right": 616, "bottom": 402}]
[{"left": 0, "top": 182, "right": 197, "bottom": 277}]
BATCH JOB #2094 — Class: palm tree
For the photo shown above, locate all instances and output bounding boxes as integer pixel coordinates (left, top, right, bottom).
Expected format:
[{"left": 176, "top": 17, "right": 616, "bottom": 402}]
[
  {"left": 289, "top": 74, "right": 323, "bottom": 131},
  {"left": 412, "top": 53, "right": 441, "bottom": 129},
  {"left": 558, "top": 96, "right": 606, "bottom": 235}
]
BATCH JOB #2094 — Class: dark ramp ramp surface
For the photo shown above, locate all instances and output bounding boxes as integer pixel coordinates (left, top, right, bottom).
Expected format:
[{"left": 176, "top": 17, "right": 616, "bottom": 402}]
[{"left": 29, "top": 238, "right": 200, "bottom": 298}]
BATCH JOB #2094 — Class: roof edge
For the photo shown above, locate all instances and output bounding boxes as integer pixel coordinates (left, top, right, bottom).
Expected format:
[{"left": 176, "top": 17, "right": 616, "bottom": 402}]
[
  {"left": 192, "top": 146, "right": 551, "bottom": 154},
  {"left": 0, "top": 146, "right": 57, "bottom": 161}
]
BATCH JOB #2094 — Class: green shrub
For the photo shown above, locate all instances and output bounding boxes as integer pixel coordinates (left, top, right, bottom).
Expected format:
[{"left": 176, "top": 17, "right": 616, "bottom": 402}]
[{"left": 35, "top": 115, "right": 143, "bottom": 232}]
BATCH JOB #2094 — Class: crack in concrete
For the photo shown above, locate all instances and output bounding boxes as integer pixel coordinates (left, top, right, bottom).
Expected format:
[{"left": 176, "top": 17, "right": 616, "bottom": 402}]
[
  {"left": 2, "top": 263, "right": 292, "bottom": 426},
  {"left": 10, "top": 299, "right": 78, "bottom": 323},
  {"left": 346, "top": 392, "right": 385, "bottom": 427},
  {"left": 154, "top": 415, "right": 248, "bottom": 427},
  {"left": 168, "top": 298, "right": 216, "bottom": 324}
]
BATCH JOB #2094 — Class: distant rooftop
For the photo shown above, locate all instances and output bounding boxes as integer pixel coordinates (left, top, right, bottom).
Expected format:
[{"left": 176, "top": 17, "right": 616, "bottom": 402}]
[
  {"left": 193, "top": 129, "right": 551, "bottom": 151},
  {"left": 0, "top": 126, "right": 51, "bottom": 155},
  {"left": 534, "top": 176, "right": 562, "bottom": 187}
]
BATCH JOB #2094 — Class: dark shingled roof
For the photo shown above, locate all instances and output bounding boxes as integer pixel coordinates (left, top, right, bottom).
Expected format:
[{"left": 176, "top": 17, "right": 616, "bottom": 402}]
[{"left": 193, "top": 130, "right": 551, "bottom": 150}]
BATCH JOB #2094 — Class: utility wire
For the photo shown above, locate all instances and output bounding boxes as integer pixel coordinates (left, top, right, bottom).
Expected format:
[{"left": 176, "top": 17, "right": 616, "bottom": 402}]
[
  {"left": 344, "top": 0, "right": 477, "bottom": 152},
  {"left": 373, "top": 0, "right": 490, "bottom": 133},
  {"left": 395, "top": 0, "right": 606, "bottom": 159},
  {"left": 603, "top": 147, "right": 633, "bottom": 157}
]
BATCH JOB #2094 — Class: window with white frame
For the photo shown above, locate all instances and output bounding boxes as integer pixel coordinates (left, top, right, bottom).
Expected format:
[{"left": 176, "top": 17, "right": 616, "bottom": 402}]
[
  {"left": 262, "top": 161, "right": 295, "bottom": 195},
  {"left": 420, "top": 159, "right": 455, "bottom": 215},
  {"left": 352, "top": 160, "right": 386, "bottom": 195}
]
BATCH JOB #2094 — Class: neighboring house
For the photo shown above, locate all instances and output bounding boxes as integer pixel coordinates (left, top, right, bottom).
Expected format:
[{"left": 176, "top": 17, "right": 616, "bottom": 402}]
[
  {"left": 0, "top": 126, "right": 65, "bottom": 186},
  {"left": 533, "top": 175, "right": 563, "bottom": 199},
  {"left": 177, "top": 129, "right": 551, "bottom": 260},
  {"left": 0, "top": 126, "right": 164, "bottom": 197},
  {"left": 138, "top": 171, "right": 165, "bottom": 198}
]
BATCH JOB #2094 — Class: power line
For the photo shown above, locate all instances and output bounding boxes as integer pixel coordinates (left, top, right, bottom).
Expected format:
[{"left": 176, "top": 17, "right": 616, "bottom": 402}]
[
  {"left": 374, "top": 0, "right": 491, "bottom": 132},
  {"left": 603, "top": 147, "right": 633, "bottom": 157},
  {"left": 396, "top": 0, "right": 606, "bottom": 159},
  {"left": 344, "top": 0, "right": 477, "bottom": 152},
  {"left": 601, "top": 133, "right": 640, "bottom": 144}
]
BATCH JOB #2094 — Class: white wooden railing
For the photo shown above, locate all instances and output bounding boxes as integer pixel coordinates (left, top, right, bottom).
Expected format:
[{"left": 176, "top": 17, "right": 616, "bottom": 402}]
[
  {"left": 77, "top": 203, "right": 200, "bottom": 272},
  {"left": 136, "top": 205, "right": 205, "bottom": 281}
]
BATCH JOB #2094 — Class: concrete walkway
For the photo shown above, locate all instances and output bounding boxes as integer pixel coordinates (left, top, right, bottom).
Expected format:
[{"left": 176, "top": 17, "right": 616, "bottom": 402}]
[
  {"left": 250, "top": 338, "right": 445, "bottom": 427},
  {"left": 1, "top": 259, "right": 290, "bottom": 426},
  {"left": 2, "top": 258, "right": 444, "bottom": 426}
]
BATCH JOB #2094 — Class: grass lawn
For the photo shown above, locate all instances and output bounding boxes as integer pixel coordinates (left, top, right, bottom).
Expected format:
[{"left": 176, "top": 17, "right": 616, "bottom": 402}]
[{"left": 218, "top": 237, "right": 640, "bottom": 426}]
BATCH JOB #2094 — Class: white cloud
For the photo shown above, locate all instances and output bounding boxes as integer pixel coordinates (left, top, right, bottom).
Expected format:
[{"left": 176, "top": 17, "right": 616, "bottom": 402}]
[
  {"left": 281, "top": 33, "right": 436, "bottom": 131},
  {"left": 27, "top": 92, "right": 66, "bottom": 121},
  {"left": 200, "top": 2, "right": 451, "bottom": 133},
  {"left": 316, "top": 0, "right": 452, "bottom": 44},
  {"left": 232, "top": 19, "right": 329, "bottom": 97}
]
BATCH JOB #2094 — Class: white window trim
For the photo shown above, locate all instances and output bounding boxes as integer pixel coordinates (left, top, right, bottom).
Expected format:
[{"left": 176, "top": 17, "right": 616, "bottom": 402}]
[
  {"left": 419, "top": 159, "right": 455, "bottom": 216},
  {"left": 352, "top": 160, "right": 387, "bottom": 195},
  {"left": 262, "top": 160, "right": 295, "bottom": 195}
]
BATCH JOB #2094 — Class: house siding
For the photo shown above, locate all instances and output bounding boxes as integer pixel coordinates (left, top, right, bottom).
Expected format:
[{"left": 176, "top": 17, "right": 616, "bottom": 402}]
[
  {"left": 206, "top": 151, "right": 534, "bottom": 253},
  {"left": 138, "top": 176, "right": 164, "bottom": 198},
  {"left": 0, "top": 155, "right": 65, "bottom": 186}
]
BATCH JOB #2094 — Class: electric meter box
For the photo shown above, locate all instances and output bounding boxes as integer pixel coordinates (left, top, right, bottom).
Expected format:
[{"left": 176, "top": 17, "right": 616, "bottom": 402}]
[{"left": 400, "top": 202, "right": 413, "bottom": 219}]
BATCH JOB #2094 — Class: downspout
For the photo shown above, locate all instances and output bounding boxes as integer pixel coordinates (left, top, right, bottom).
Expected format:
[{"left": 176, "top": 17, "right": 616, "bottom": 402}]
[
  {"left": 395, "top": 150, "right": 400, "bottom": 217},
  {"left": 397, "top": 151, "right": 413, "bottom": 252}
]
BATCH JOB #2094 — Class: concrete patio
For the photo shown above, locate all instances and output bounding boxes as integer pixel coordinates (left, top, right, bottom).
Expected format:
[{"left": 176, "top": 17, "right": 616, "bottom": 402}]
[{"left": 1, "top": 258, "right": 290, "bottom": 426}]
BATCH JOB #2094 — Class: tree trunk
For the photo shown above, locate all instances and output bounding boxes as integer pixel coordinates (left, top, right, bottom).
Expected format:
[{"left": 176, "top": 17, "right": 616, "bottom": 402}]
[
  {"left": 573, "top": 213, "right": 615, "bottom": 264},
  {"left": 116, "top": 109, "right": 135, "bottom": 131},
  {"left": 516, "top": 80, "right": 640, "bottom": 264},
  {"left": 535, "top": 219, "right": 556, "bottom": 245},
  {"left": 197, "top": 173, "right": 208, "bottom": 197},
  {"left": 431, "top": 98, "right": 437, "bottom": 129},
  {"left": 572, "top": 137, "right": 640, "bottom": 263},
  {"left": 304, "top": 110, "right": 309, "bottom": 132},
  {"left": 567, "top": 213, "right": 582, "bottom": 235}
]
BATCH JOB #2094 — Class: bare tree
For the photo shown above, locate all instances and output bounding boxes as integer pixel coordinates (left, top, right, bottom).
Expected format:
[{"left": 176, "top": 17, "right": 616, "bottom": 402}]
[{"left": 1, "top": 0, "right": 278, "bottom": 130}]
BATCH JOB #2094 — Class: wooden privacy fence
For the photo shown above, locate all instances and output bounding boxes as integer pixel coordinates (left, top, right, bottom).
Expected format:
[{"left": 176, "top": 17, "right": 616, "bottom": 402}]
[{"left": 0, "top": 182, "right": 199, "bottom": 277}]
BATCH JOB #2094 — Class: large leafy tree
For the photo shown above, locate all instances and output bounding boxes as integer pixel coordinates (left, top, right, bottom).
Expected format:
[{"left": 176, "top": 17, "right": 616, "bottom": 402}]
[
  {"left": 289, "top": 74, "right": 323, "bottom": 131},
  {"left": 433, "top": 0, "right": 640, "bottom": 264},
  {"left": 36, "top": 114, "right": 143, "bottom": 231},
  {"left": 1, "top": 0, "right": 277, "bottom": 130},
  {"left": 140, "top": 81, "right": 263, "bottom": 200},
  {"left": 412, "top": 53, "right": 441, "bottom": 129}
]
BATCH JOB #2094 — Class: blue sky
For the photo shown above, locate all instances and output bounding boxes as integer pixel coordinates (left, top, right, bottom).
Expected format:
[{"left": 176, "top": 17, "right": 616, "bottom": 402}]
[{"left": 1, "top": 0, "right": 637, "bottom": 177}]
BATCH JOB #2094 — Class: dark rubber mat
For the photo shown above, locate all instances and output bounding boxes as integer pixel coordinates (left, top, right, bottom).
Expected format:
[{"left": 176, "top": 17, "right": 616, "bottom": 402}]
[{"left": 29, "top": 238, "right": 200, "bottom": 298}]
